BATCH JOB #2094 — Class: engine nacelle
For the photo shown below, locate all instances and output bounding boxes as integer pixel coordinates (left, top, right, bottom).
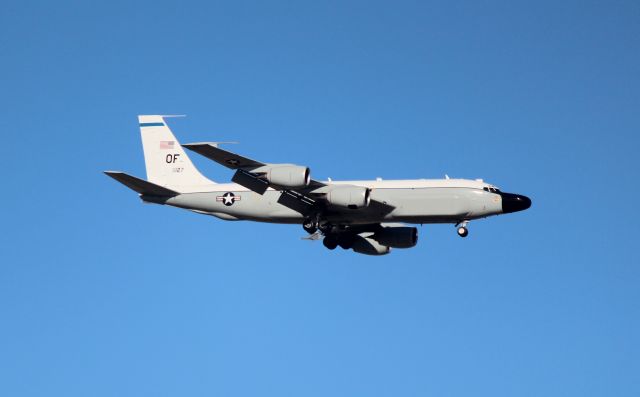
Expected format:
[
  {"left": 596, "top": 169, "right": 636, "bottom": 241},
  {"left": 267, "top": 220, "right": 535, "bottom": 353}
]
[
  {"left": 351, "top": 235, "right": 391, "bottom": 256},
  {"left": 374, "top": 227, "right": 418, "bottom": 248},
  {"left": 326, "top": 186, "right": 371, "bottom": 209},
  {"left": 262, "top": 165, "right": 311, "bottom": 188}
]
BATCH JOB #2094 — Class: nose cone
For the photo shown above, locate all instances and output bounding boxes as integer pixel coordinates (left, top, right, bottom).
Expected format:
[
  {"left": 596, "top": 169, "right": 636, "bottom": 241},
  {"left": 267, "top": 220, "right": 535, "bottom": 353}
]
[{"left": 500, "top": 192, "right": 532, "bottom": 214}]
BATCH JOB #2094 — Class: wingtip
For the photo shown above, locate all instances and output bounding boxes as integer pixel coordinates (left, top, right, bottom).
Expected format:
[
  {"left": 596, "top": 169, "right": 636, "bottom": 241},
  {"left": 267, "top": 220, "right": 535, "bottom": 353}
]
[
  {"left": 137, "top": 114, "right": 186, "bottom": 118},
  {"left": 182, "top": 142, "right": 216, "bottom": 151},
  {"left": 182, "top": 142, "right": 239, "bottom": 149}
]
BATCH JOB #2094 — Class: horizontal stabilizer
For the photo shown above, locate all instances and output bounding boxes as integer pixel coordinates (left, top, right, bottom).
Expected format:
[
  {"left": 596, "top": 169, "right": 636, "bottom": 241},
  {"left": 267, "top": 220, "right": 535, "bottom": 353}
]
[{"left": 104, "top": 171, "right": 178, "bottom": 197}]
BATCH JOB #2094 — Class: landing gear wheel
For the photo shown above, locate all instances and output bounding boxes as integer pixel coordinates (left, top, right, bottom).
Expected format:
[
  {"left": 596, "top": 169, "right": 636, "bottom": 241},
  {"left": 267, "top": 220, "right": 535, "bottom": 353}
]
[
  {"left": 338, "top": 235, "right": 354, "bottom": 250},
  {"left": 323, "top": 236, "right": 338, "bottom": 250},
  {"left": 457, "top": 227, "right": 469, "bottom": 238},
  {"left": 318, "top": 221, "right": 333, "bottom": 234},
  {"left": 302, "top": 218, "right": 317, "bottom": 234}
]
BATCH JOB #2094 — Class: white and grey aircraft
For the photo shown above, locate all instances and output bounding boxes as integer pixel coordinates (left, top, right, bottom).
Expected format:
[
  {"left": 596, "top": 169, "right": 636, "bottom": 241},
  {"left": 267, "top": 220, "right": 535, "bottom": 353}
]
[{"left": 105, "top": 115, "right": 531, "bottom": 255}]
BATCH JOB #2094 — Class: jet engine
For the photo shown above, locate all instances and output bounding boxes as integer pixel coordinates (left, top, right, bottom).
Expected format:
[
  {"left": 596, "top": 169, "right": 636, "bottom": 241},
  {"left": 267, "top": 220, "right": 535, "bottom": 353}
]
[
  {"left": 374, "top": 227, "right": 418, "bottom": 248},
  {"left": 326, "top": 186, "right": 371, "bottom": 209},
  {"left": 351, "top": 235, "right": 391, "bottom": 256},
  {"left": 259, "top": 165, "right": 311, "bottom": 188}
]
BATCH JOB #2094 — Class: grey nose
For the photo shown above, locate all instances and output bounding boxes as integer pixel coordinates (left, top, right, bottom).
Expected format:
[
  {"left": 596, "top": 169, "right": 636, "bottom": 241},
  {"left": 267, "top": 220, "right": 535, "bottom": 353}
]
[{"left": 501, "top": 193, "right": 532, "bottom": 213}]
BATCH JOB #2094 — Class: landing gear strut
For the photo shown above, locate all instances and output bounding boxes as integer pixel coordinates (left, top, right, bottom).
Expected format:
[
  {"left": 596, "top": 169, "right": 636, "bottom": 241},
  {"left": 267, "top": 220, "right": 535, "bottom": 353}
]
[
  {"left": 456, "top": 221, "right": 469, "bottom": 238},
  {"left": 303, "top": 218, "right": 317, "bottom": 234}
]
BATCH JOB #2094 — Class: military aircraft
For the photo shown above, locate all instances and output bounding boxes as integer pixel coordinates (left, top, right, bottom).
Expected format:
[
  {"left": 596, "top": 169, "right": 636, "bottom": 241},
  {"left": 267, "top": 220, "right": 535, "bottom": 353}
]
[{"left": 105, "top": 115, "right": 531, "bottom": 255}]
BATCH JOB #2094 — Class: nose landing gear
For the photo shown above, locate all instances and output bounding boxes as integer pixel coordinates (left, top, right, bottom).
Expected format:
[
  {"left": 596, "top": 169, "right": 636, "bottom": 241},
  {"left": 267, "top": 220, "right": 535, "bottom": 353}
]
[{"left": 456, "top": 221, "right": 469, "bottom": 238}]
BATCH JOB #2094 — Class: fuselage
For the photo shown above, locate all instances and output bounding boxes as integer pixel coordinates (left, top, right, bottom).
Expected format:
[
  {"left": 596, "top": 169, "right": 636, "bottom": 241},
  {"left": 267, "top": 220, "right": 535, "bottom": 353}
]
[{"left": 159, "top": 178, "right": 530, "bottom": 226}]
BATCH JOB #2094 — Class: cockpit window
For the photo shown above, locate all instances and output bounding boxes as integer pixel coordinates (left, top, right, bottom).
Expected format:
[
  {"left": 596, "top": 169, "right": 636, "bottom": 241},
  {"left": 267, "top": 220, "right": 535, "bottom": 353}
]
[{"left": 483, "top": 187, "right": 489, "bottom": 192}]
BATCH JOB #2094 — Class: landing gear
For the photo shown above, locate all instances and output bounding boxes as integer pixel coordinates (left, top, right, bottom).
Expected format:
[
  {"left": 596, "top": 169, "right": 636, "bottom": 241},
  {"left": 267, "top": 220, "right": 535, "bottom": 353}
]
[
  {"left": 456, "top": 221, "right": 469, "bottom": 238},
  {"left": 318, "top": 220, "right": 333, "bottom": 234},
  {"left": 323, "top": 234, "right": 354, "bottom": 250},
  {"left": 304, "top": 215, "right": 346, "bottom": 250},
  {"left": 303, "top": 218, "right": 317, "bottom": 234},
  {"left": 303, "top": 217, "right": 335, "bottom": 234},
  {"left": 323, "top": 235, "right": 338, "bottom": 250},
  {"left": 337, "top": 234, "right": 354, "bottom": 249}
]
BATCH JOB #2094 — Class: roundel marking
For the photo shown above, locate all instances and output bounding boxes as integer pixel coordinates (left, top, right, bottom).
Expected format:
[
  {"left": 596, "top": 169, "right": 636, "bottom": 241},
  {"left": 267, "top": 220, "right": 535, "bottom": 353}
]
[{"left": 216, "top": 192, "right": 241, "bottom": 206}]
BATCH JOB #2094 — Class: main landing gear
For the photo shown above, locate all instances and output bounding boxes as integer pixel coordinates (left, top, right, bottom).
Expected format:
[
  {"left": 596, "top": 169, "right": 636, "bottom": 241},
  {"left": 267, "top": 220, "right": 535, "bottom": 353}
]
[
  {"left": 303, "top": 218, "right": 317, "bottom": 234},
  {"left": 322, "top": 233, "right": 354, "bottom": 250},
  {"left": 303, "top": 217, "right": 352, "bottom": 251},
  {"left": 323, "top": 235, "right": 339, "bottom": 250},
  {"left": 303, "top": 216, "right": 333, "bottom": 235},
  {"left": 456, "top": 221, "right": 469, "bottom": 238}
]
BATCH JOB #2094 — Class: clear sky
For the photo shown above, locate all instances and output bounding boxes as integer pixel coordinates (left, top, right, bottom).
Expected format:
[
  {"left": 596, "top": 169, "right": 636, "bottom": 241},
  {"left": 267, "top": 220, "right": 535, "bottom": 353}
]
[{"left": 1, "top": 1, "right": 639, "bottom": 396}]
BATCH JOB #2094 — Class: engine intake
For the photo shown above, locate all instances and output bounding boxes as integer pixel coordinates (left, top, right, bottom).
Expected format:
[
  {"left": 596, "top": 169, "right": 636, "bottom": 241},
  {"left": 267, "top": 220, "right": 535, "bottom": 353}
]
[
  {"left": 374, "top": 227, "right": 418, "bottom": 248},
  {"left": 326, "top": 186, "right": 371, "bottom": 209}
]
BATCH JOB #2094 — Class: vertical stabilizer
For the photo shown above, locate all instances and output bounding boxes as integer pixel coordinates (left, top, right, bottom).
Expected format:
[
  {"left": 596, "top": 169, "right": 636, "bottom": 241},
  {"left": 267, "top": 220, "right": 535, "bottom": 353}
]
[{"left": 138, "top": 115, "right": 215, "bottom": 192}]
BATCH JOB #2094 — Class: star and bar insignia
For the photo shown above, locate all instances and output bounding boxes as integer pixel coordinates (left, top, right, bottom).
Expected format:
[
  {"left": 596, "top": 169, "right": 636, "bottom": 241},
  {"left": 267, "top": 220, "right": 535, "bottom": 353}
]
[{"left": 216, "top": 192, "right": 241, "bottom": 206}]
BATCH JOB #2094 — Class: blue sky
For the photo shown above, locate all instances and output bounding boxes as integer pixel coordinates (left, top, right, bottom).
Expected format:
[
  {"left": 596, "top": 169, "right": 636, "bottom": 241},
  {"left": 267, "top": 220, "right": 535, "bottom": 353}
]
[{"left": 1, "top": 1, "right": 638, "bottom": 396}]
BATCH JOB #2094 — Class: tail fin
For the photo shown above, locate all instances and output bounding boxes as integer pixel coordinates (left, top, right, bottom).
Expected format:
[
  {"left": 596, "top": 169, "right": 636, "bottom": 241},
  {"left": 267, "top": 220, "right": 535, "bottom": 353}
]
[{"left": 139, "top": 115, "right": 215, "bottom": 192}]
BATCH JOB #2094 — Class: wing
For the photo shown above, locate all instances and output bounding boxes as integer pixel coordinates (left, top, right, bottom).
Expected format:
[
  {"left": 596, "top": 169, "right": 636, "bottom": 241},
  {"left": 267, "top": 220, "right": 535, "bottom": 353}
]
[
  {"left": 183, "top": 142, "right": 325, "bottom": 193},
  {"left": 181, "top": 142, "right": 265, "bottom": 170},
  {"left": 182, "top": 143, "right": 394, "bottom": 217}
]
